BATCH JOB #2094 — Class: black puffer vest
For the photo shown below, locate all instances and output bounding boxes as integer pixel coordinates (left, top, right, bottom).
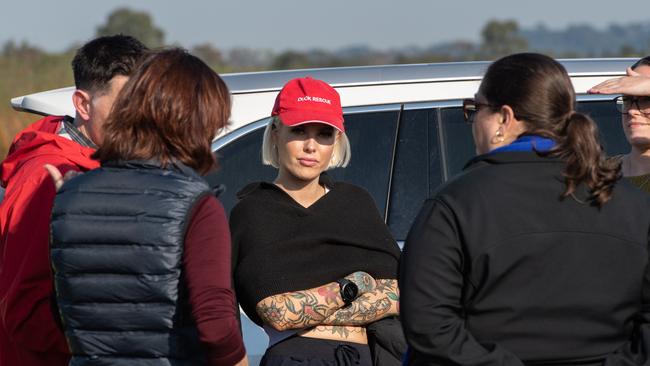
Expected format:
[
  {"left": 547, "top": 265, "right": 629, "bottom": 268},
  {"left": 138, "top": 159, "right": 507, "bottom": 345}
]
[{"left": 50, "top": 160, "right": 211, "bottom": 366}]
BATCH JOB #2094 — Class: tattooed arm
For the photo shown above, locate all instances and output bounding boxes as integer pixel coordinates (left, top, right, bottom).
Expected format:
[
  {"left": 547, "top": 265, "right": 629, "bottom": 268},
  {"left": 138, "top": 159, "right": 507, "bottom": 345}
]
[
  {"left": 319, "top": 279, "right": 399, "bottom": 326},
  {"left": 256, "top": 271, "right": 376, "bottom": 331}
]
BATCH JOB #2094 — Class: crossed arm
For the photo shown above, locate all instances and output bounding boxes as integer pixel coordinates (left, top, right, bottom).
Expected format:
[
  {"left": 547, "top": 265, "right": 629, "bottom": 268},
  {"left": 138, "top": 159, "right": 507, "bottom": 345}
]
[
  {"left": 255, "top": 272, "right": 399, "bottom": 331},
  {"left": 320, "top": 279, "right": 399, "bottom": 326}
]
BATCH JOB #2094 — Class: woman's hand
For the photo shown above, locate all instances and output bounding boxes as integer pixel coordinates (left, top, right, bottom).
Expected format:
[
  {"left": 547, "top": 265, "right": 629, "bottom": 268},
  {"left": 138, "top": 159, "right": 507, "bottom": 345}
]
[
  {"left": 44, "top": 164, "right": 83, "bottom": 191},
  {"left": 589, "top": 67, "right": 650, "bottom": 96}
]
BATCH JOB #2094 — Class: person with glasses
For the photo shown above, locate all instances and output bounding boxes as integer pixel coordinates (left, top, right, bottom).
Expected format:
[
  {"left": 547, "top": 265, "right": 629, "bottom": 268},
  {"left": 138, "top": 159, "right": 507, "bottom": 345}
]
[
  {"left": 400, "top": 53, "right": 650, "bottom": 365},
  {"left": 590, "top": 56, "right": 650, "bottom": 192}
]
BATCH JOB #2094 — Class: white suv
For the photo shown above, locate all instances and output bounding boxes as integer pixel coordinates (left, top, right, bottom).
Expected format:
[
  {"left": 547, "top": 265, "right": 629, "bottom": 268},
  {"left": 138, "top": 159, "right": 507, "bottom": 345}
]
[{"left": 10, "top": 58, "right": 634, "bottom": 364}]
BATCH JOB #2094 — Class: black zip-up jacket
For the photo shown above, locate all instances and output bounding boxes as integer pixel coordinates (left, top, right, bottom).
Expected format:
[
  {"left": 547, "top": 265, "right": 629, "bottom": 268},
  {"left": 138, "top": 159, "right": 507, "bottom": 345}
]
[{"left": 400, "top": 151, "right": 650, "bottom": 366}]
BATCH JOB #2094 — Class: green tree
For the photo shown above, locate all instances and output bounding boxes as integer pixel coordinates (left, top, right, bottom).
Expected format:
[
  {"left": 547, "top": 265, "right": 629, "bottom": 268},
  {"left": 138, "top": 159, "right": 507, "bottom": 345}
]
[
  {"left": 619, "top": 44, "right": 639, "bottom": 57},
  {"left": 96, "top": 8, "right": 165, "bottom": 48},
  {"left": 192, "top": 43, "right": 225, "bottom": 71},
  {"left": 480, "top": 19, "right": 528, "bottom": 59},
  {"left": 272, "top": 51, "right": 310, "bottom": 70}
]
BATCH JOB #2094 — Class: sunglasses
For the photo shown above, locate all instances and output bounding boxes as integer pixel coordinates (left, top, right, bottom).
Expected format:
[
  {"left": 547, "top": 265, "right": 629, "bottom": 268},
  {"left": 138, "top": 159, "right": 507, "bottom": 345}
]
[
  {"left": 614, "top": 96, "right": 650, "bottom": 115},
  {"left": 462, "top": 98, "right": 494, "bottom": 122}
]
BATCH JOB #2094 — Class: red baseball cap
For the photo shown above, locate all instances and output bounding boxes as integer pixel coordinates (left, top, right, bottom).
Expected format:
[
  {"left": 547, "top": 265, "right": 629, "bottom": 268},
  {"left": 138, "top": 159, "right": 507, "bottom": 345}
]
[{"left": 271, "top": 77, "right": 344, "bottom": 132}]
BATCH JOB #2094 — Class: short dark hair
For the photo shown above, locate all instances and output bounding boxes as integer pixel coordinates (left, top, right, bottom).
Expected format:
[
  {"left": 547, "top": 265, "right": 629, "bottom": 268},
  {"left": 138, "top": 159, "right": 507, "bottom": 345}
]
[
  {"left": 92, "top": 48, "right": 231, "bottom": 175},
  {"left": 480, "top": 53, "right": 619, "bottom": 206},
  {"left": 72, "top": 35, "right": 148, "bottom": 93},
  {"left": 632, "top": 56, "right": 650, "bottom": 70}
]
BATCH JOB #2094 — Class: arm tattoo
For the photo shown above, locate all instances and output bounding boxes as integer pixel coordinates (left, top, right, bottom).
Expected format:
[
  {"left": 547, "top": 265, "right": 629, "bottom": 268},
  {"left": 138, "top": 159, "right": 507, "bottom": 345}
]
[
  {"left": 345, "top": 271, "right": 376, "bottom": 293},
  {"left": 257, "top": 282, "right": 343, "bottom": 331},
  {"left": 321, "top": 279, "right": 399, "bottom": 326},
  {"left": 309, "top": 325, "right": 366, "bottom": 338}
]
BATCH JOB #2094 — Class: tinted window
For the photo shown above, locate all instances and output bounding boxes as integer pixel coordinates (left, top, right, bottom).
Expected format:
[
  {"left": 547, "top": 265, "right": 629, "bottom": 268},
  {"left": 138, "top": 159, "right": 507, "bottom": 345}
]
[
  {"left": 328, "top": 111, "right": 399, "bottom": 216},
  {"left": 210, "top": 124, "right": 276, "bottom": 213},
  {"left": 439, "top": 107, "right": 476, "bottom": 179},
  {"left": 387, "top": 108, "right": 443, "bottom": 240},
  {"left": 577, "top": 99, "right": 630, "bottom": 156},
  {"left": 211, "top": 111, "right": 399, "bottom": 216},
  {"left": 435, "top": 100, "right": 628, "bottom": 182}
]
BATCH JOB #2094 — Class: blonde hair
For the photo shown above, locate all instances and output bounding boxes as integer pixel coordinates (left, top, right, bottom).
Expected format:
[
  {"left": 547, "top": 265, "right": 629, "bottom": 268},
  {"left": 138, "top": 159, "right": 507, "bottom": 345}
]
[{"left": 261, "top": 117, "right": 351, "bottom": 169}]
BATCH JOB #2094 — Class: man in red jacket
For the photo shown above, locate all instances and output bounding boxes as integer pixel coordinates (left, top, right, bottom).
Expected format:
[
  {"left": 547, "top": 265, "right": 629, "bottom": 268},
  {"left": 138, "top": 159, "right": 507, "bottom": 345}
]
[{"left": 0, "top": 35, "right": 147, "bottom": 366}]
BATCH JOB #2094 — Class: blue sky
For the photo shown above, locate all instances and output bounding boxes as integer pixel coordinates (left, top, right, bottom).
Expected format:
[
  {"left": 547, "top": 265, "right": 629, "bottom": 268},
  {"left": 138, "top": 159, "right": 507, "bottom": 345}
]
[{"left": 2, "top": 0, "right": 649, "bottom": 52}]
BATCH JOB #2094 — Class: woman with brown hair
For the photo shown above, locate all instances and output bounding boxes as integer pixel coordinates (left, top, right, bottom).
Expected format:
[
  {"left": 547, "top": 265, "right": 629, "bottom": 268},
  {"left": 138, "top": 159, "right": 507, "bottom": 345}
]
[
  {"left": 400, "top": 53, "right": 650, "bottom": 365},
  {"left": 48, "top": 49, "right": 247, "bottom": 366}
]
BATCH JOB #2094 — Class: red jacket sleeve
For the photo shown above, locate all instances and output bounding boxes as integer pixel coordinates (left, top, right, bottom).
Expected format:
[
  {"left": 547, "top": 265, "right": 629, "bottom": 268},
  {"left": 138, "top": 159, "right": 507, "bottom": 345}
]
[
  {"left": 183, "top": 195, "right": 246, "bottom": 366},
  {"left": 0, "top": 158, "right": 82, "bottom": 354}
]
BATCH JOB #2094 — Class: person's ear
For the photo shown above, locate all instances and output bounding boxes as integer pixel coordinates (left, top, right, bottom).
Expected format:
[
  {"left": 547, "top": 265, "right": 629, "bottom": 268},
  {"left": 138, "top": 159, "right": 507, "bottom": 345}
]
[
  {"left": 270, "top": 122, "right": 279, "bottom": 143},
  {"left": 72, "top": 90, "right": 92, "bottom": 121},
  {"left": 500, "top": 105, "right": 526, "bottom": 134},
  {"left": 499, "top": 105, "right": 515, "bottom": 126}
]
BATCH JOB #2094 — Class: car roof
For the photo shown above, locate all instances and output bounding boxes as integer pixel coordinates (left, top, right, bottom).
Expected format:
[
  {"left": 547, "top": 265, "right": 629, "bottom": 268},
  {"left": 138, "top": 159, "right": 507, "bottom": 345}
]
[
  {"left": 221, "top": 58, "right": 632, "bottom": 93},
  {"left": 10, "top": 58, "right": 633, "bottom": 129}
]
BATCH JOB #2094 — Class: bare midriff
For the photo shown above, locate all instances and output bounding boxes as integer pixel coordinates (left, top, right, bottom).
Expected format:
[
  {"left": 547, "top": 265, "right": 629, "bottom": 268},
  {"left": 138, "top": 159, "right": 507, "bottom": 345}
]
[{"left": 298, "top": 325, "right": 367, "bottom": 344}]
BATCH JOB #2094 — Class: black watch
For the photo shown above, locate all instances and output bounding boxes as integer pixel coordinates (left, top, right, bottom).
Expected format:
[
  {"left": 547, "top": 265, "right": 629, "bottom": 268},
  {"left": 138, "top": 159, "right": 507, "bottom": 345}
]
[{"left": 336, "top": 278, "right": 359, "bottom": 305}]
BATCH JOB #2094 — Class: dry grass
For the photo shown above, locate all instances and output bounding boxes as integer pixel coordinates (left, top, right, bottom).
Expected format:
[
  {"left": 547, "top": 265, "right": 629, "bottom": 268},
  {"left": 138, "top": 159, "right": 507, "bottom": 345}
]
[{"left": 0, "top": 51, "right": 74, "bottom": 159}]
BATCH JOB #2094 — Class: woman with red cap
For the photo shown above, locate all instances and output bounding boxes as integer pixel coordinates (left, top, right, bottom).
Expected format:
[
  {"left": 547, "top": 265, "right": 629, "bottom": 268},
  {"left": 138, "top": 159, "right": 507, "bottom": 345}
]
[{"left": 230, "top": 77, "right": 402, "bottom": 365}]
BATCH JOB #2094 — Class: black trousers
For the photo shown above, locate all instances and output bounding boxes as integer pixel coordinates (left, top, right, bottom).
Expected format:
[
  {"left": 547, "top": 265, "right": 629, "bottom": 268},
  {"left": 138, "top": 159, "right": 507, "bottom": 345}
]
[{"left": 260, "top": 336, "right": 372, "bottom": 366}]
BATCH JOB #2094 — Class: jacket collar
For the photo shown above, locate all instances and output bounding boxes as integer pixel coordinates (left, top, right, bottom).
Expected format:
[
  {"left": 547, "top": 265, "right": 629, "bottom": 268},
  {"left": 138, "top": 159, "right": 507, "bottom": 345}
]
[
  {"left": 102, "top": 159, "right": 203, "bottom": 179},
  {"left": 464, "top": 151, "right": 564, "bottom": 171}
]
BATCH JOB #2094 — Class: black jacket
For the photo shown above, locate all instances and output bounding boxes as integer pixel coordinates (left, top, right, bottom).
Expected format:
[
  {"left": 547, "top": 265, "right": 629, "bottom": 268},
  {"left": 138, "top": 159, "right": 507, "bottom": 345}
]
[
  {"left": 400, "top": 151, "right": 650, "bottom": 366},
  {"left": 230, "top": 174, "right": 401, "bottom": 326},
  {"left": 50, "top": 161, "right": 211, "bottom": 366}
]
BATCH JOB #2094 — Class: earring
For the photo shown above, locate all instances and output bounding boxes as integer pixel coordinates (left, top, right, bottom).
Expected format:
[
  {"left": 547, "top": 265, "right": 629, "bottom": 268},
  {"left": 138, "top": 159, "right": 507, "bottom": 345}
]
[{"left": 493, "top": 128, "right": 505, "bottom": 143}]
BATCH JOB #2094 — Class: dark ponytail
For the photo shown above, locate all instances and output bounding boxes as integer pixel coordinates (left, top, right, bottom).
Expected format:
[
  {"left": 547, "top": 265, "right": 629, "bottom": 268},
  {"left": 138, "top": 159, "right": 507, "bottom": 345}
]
[
  {"left": 546, "top": 112, "right": 620, "bottom": 206},
  {"left": 481, "top": 53, "right": 621, "bottom": 207}
]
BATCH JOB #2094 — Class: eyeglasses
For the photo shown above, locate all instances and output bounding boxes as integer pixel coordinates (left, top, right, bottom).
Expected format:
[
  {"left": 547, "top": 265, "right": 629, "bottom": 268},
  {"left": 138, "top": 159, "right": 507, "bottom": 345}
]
[
  {"left": 462, "top": 98, "right": 494, "bottom": 122},
  {"left": 614, "top": 96, "right": 650, "bottom": 115}
]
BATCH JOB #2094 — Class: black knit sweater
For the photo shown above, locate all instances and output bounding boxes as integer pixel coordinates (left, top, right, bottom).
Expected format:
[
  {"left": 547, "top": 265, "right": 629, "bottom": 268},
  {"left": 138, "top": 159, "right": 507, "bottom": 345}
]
[{"left": 230, "top": 174, "right": 401, "bottom": 326}]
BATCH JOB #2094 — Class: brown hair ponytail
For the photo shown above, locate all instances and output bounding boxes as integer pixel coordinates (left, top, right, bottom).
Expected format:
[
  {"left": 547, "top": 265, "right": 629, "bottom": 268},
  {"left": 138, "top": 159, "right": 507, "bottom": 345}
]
[
  {"left": 547, "top": 112, "right": 620, "bottom": 206},
  {"left": 481, "top": 53, "right": 621, "bottom": 207}
]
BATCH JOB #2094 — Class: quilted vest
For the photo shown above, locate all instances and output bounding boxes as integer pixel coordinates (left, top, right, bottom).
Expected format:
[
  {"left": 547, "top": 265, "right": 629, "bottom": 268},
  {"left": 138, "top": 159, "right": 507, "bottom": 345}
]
[{"left": 50, "top": 160, "right": 211, "bottom": 366}]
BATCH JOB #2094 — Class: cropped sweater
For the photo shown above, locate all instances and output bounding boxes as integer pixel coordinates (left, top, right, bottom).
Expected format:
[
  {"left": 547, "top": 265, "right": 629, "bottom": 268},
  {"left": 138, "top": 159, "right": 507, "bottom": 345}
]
[{"left": 230, "top": 174, "right": 401, "bottom": 326}]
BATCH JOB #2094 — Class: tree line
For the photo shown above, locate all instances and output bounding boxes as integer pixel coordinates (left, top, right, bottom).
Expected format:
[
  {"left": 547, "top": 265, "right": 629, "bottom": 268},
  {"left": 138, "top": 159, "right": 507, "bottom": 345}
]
[{"left": 1, "top": 8, "right": 649, "bottom": 157}]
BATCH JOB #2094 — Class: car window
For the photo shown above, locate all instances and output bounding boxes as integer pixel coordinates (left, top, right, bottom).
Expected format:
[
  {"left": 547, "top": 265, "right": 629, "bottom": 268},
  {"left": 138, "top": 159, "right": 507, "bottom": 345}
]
[
  {"left": 439, "top": 107, "right": 476, "bottom": 180},
  {"left": 387, "top": 108, "right": 443, "bottom": 240},
  {"left": 435, "top": 100, "right": 630, "bottom": 183},
  {"left": 210, "top": 124, "right": 276, "bottom": 213},
  {"left": 328, "top": 110, "right": 399, "bottom": 217},
  {"left": 577, "top": 99, "right": 630, "bottom": 156}
]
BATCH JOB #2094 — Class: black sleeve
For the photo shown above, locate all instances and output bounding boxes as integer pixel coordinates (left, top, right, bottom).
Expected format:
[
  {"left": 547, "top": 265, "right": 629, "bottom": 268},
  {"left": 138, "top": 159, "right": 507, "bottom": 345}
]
[
  {"left": 604, "top": 242, "right": 650, "bottom": 365},
  {"left": 399, "top": 199, "right": 525, "bottom": 366},
  {"left": 352, "top": 185, "right": 401, "bottom": 275}
]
